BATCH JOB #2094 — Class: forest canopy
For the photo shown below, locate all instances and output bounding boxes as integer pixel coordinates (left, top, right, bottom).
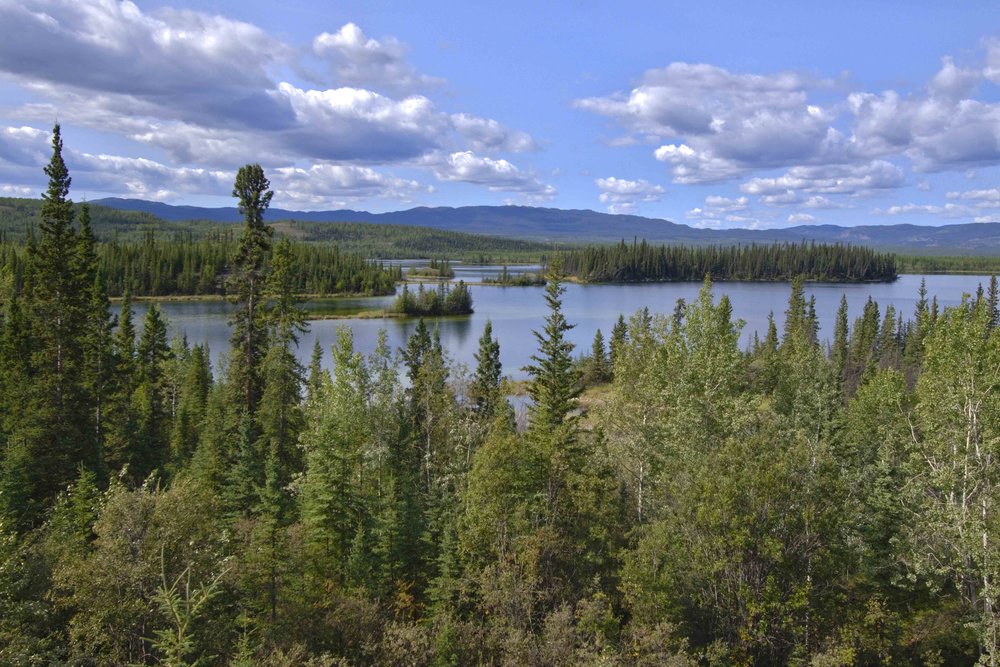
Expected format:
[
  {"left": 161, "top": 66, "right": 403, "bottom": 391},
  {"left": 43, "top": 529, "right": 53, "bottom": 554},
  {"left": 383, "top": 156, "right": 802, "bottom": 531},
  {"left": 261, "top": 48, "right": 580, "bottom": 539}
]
[{"left": 5, "top": 126, "right": 1000, "bottom": 666}]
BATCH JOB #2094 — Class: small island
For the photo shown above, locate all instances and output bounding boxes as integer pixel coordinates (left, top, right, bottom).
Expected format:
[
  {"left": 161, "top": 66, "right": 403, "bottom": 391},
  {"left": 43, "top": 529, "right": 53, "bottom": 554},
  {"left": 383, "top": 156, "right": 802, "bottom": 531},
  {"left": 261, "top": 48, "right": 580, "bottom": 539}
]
[
  {"left": 390, "top": 280, "right": 473, "bottom": 316},
  {"left": 482, "top": 264, "right": 546, "bottom": 286},
  {"left": 407, "top": 258, "right": 455, "bottom": 279}
]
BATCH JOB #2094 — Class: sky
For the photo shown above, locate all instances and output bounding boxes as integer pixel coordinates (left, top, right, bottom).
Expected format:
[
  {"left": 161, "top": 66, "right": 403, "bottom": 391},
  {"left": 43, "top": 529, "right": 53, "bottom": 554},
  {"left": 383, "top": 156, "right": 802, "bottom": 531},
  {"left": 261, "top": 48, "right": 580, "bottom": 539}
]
[{"left": 1, "top": 1, "right": 1000, "bottom": 229}]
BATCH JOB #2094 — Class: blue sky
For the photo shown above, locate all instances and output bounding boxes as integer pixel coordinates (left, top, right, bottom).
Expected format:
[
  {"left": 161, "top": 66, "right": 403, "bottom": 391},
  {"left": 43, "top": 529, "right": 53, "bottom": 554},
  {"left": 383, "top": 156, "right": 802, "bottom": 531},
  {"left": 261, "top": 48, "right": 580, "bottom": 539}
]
[{"left": 1, "top": 1, "right": 1000, "bottom": 228}]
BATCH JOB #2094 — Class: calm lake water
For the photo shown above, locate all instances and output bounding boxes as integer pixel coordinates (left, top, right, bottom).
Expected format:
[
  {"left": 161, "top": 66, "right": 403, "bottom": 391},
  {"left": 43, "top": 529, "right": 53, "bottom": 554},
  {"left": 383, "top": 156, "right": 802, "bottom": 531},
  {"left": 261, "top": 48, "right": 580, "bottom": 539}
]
[{"left": 125, "top": 271, "right": 993, "bottom": 381}]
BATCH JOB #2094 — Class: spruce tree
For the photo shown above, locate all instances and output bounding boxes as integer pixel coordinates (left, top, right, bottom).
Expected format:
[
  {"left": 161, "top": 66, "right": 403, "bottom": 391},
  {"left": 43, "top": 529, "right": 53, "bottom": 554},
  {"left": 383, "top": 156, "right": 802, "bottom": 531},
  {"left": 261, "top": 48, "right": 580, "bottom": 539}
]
[
  {"left": 832, "top": 294, "right": 849, "bottom": 391},
  {"left": 586, "top": 328, "right": 611, "bottom": 384},
  {"left": 524, "top": 263, "right": 580, "bottom": 441},
  {"left": 132, "top": 305, "right": 170, "bottom": 481},
  {"left": 472, "top": 320, "right": 502, "bottom": 419},
  {"left": 608, "top": 314, "right": 628, "bottom": 375},
  {"left": 20, "top": 125, "right": 97, "bottom": 516},
  {"left": 228, "top": 163, "right": 273, "bottom": 416},
  {"left": 306, "top": 338, "right": 326, "bottom": 400},
  {"left": 224, "top": 164, "right": 274, "bottom": 517}
]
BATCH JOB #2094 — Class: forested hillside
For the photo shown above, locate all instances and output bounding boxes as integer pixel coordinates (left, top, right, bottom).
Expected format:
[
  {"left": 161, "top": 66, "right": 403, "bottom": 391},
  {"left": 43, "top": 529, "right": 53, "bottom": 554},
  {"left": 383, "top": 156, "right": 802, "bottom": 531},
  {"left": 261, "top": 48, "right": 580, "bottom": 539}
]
[
  {"left": 0, "top": 196, "right": 560, "bottom": 260},
  {"left": 8, "top": 126, "right": 1000, "bottom": 666}
]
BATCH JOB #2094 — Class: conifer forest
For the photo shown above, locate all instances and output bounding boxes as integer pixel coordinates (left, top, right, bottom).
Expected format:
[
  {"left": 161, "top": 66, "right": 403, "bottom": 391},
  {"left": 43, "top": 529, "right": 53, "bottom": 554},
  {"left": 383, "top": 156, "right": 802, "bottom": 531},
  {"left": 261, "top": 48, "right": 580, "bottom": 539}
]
[{"left": 6, "top": 127, "right": 1000, "bottom": 666}]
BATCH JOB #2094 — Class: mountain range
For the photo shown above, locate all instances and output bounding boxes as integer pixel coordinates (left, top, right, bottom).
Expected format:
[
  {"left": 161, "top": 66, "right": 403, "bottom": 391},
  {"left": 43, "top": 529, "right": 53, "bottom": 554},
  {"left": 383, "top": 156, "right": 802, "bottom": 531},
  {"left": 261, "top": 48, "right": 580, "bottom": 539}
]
[{"left": 93, "top": 197, "right": 1000, "bottom": 254}]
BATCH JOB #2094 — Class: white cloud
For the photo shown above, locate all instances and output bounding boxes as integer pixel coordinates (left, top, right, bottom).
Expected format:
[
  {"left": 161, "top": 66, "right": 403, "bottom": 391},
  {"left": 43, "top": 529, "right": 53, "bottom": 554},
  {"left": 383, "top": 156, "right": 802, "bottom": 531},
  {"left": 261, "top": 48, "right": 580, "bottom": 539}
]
[
  {"left": 578, "top": 62, "right": 839, "bottom": 183},
  {"left": 787, "top": 212, "right": 817, "bottom": 224},
  {"left": 312, "top": 22, "right": 442, "bottom": 94},
  {"left": 946, "top": 187, "right": 1000, "bottom": 203},
  {"left": 450, "top": 114, "right": 537, "bottom": 153},
  {"left": 876, "top": 202, "right": 973, "bottom": 218},
  {"left": 802, "top": 195, "right": 841, "bottom": 209},
  {"left": 0, "top": 0, "right": 542, "bottom": 204},
  {"left": 594, "top": 176, "right": 664, "bottom": 213},
  {"left": 847, "top": 51, "right": 1000, "bottom": 172},
  {"left": 740, "top": 161, "right": 904, "bottom": 197},
  {"left": 760, "top": 190, "right": 798, "bottom": 206},
  {"left": 433, "top": 151, "right": 555, "bottom": 198},
  {"left": 577, "top": 38, "right": 1000, "bottom": 214},
  {"left": 703, "top": 195, "right": 749, "bottom": 212},
  {"left": 272, "top": 163, "right": 426, "bottom": 207},
  {"left": 0, "top": 0, "right": 291, "bottom": 129}
]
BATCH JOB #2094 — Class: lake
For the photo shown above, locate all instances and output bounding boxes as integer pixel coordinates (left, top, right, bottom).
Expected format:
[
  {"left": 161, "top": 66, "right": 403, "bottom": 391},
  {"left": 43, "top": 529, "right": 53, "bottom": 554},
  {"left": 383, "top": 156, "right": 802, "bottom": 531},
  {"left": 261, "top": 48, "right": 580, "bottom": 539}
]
[{"left": 124, "top": 272, "right": 993, "bottom": 381}]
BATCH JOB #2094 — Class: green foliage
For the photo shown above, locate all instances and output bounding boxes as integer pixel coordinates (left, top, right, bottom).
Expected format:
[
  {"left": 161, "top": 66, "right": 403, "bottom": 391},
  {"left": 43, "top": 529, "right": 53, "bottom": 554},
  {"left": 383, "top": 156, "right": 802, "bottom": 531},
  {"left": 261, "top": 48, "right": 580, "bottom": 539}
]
[
  {"left": 471, "top": 320, "right": 502, "bottom": 420},
  {"left": 563, "top": 239, "right": 897, "bottom": 282},
  {"left": 390, "top": 281, "right": 473, "bottom": 316},
  {"left": 6, "top": 126, "right": 1000, "bottom": 665}
]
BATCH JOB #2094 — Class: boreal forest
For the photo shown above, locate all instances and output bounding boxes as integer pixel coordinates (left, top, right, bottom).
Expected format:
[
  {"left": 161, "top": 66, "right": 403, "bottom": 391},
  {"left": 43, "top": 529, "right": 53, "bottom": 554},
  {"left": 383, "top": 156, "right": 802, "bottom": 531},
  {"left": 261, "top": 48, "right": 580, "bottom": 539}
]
[{"left": 5, "top": 127, "right": 1000, "bottom": 666}]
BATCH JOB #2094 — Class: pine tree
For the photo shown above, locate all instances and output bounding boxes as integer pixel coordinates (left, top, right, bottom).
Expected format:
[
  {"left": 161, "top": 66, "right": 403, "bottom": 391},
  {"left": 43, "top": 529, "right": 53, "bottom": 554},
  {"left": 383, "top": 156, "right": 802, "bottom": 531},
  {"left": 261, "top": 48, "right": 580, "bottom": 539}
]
[
  {"left": 19, "top": 125, "right": 97, "bottom": 516},
  {"left": 307, "top": 338, "right": 326, "bottom": 400},
  {"left": 228, "top": 163, "right": 274, "bottom": 417},
  {"left": 169, "top": 343, "right": 211, "bottom": 466},
  {"left": 104, "top": 290, "right": 137, "bottom": 476},
  {"left": 132, "top": 304, "right": 170, "bottom": 481},
  {"left": 472, "top": 320, "right": 502, "bottom": 419},
  {"left": 257, "top": 236, "right": 307, "bottom": 518},
  {"left": 608, "top": 315, "right": 628, "bottom": 375},
  {"left": 524, "top": 263, "right": 580, "bottom": 443},
  {"left": 586, "top": 328, "right": 611, "bottom": 384},
  {"left": 78, "top": 203, "right": 115, "bottom": 471},
  {"left": 832, "top": 294, "right": 849, "bottom": 391},
  {"left": 224, "top": 164, "right": 274, "bottom": 517}
]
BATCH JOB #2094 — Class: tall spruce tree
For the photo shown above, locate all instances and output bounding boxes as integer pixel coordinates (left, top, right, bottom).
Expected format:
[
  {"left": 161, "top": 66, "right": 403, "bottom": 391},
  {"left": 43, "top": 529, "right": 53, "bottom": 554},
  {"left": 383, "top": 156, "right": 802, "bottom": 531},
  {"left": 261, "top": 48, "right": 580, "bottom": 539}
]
[
  {"left": 20, "top": 125, "right": 97, "bottom": 518},
  {"left": 228, "top": 163, "right": 273, "bottom": 416},
  {"left": 224, "top": 164, "right": 274, "bottom": 516}
]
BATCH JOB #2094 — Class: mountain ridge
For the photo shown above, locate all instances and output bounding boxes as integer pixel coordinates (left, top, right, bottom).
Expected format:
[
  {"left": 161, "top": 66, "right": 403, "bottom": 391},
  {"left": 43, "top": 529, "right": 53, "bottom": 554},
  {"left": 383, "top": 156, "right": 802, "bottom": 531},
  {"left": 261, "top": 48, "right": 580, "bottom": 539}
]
[{"left": 82, "top": 197, "right": 1000, "bottom": 254}]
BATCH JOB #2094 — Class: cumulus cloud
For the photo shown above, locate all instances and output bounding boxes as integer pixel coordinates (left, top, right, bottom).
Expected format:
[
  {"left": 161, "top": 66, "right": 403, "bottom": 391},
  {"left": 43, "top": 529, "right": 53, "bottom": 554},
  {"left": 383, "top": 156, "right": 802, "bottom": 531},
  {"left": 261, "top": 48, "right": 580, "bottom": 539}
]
[
  {"left": 433, "top": 151, "right": 555, "bottom": 198},
  {"left": 0, "top": 1, "right": 541, "bottom": 204},
  {"left": 739, "top": 161, "right": 905, "bottom": 197},
  {"left": 687, "top": 194, "right": 762, "bottom": 228},
  {"left": 0, "top": 123, "right": 431, "bottom": 206},
  {"left": 703, "top": 195, "right": 749, "bottom": 212},
  {"left": 450, "top": 114, "right": 537, "bottom": 153},
  {"left": 946, "top": 187, "right": 1000, "bottom": 204},
  {"left": 874, "top": 202, "right": 974, "bottom": 218},
  {"left": 272, "top": 163, "right": 427, "bottom": 208},
  {"left": 0, "top": 0, "right": 291, "bottom": 130},
  {"left": 577, "top": 37, "right": 1000, "bottom": 227},
  {"left": 312, "top": 22, "right": 442, "bottom": 94},
  {"left": 577, "top": 62, "right": 840, "bottom": 183},
  {"left": 802, "top": 195, "right": 841, "bottom": 209},
  {"left": 594, "top": 177, "right": 664, "bottom": 214},
  {"left": 760, "top": 190, "right": 798, "bottom": 206},
  {"left": 787, "top": 212, "right": 817, "bottom": 224}
]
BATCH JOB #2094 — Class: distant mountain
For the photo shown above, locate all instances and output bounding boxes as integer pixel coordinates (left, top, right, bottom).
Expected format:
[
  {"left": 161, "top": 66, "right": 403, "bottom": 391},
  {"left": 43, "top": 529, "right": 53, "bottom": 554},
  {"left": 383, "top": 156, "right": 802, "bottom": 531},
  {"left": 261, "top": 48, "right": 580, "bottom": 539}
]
[{"left": 91, "top": 197, "right": 1000, "bottom": 254}]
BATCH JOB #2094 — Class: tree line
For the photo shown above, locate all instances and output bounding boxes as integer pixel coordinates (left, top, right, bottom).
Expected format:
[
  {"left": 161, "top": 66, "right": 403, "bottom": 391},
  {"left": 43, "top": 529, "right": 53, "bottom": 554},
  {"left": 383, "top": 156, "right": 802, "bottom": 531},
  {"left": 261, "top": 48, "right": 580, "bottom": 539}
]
[
  {"left": 561, "top": 239, "right": 898, "bottom": 282},
  {"left": 0, "top": 230, "right": 401, "bottom": 297},
  {"left": 6, "top": 126, "right": 1000, "bottom": 665}
]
